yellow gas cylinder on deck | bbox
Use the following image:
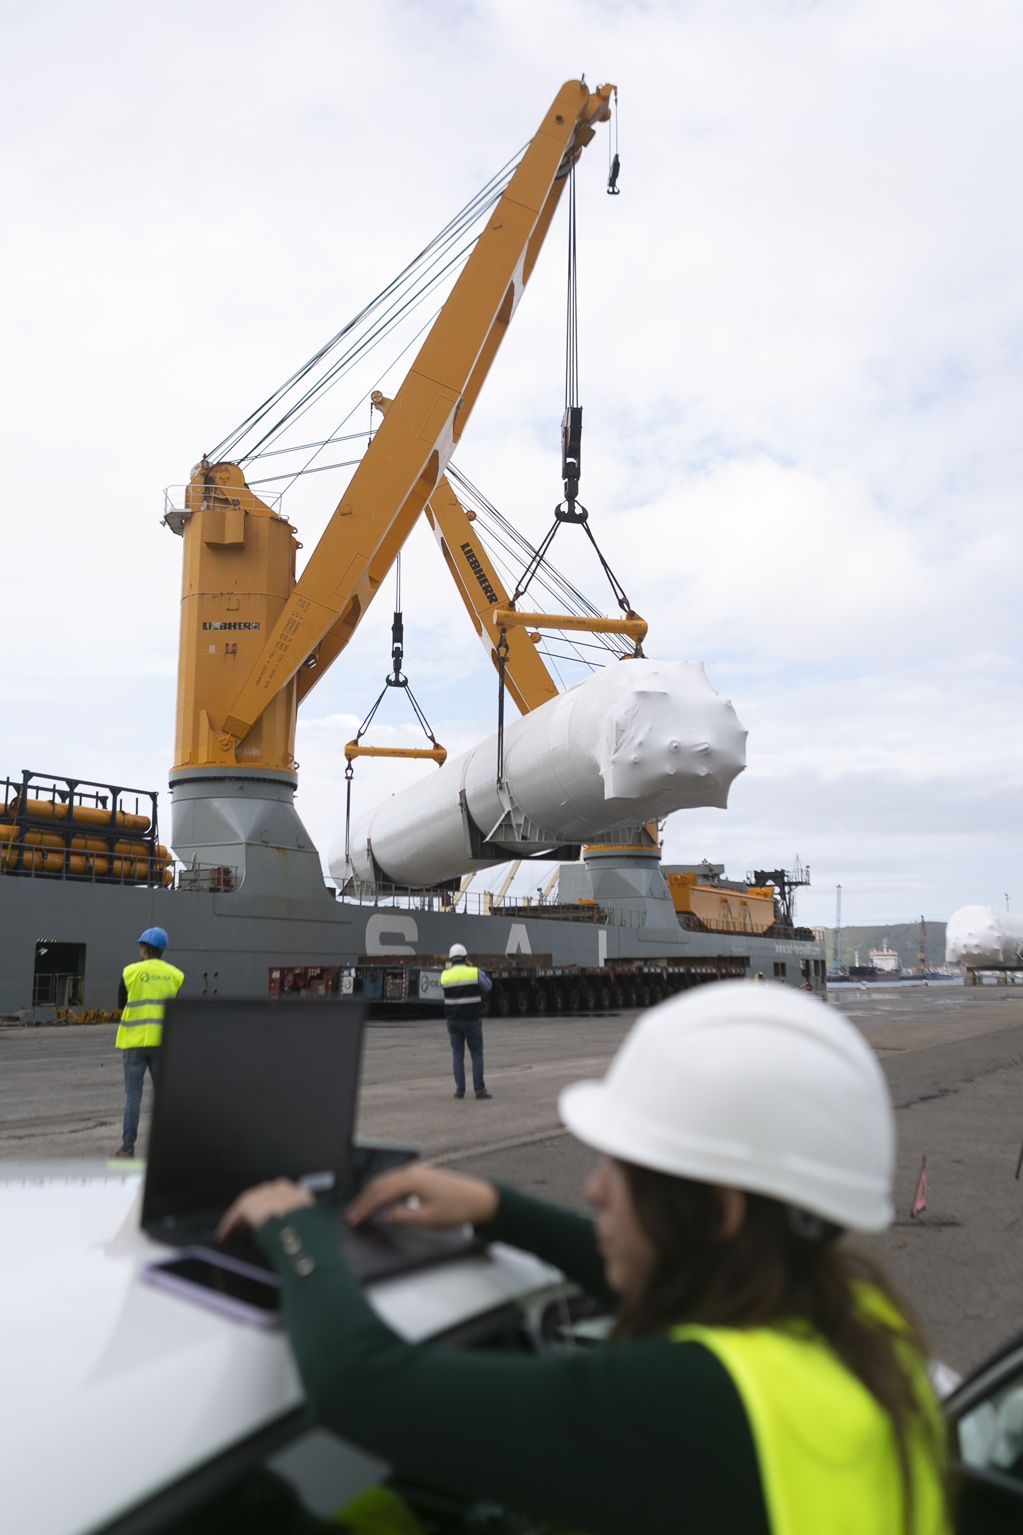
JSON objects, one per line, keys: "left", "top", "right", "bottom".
{"left": 10, "top": 798, "right": 150, "bottom": 833}
{"left": 172, "top": 462, "right": 300, "bottom": 775}
{"left": 70, "top": 835, "right": 111, "bottom": 877}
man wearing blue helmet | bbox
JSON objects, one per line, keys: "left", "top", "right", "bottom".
{"left": 113, "top": 926, "right": 184, "bottom": 1158}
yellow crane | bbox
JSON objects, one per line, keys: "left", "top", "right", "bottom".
{"left": 170, "top": 81, "right": 619, "bottom": 790}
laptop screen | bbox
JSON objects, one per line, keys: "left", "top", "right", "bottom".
{"left": 141, "top": 998, "right": 365, "bottom": 1230}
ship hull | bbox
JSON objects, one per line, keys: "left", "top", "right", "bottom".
{"left": 0, "top": 876, "right": 824, "bottom": 1018}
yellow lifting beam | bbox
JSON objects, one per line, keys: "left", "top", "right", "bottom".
{"left": 492, "top": 607, "right": 648, "bottom": 644}
{"left": 343, "top": 742, "right": 447, "bottom": 765}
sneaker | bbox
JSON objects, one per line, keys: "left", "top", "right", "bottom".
{"left": 113, "top": 1146, "right": 135, "bottom": 1158}
{"left": 475, "top": 1091, "right": 493, "bottom": 1100}
{"left": 453, "top": 1091, "right": 465, "bottom": 1100}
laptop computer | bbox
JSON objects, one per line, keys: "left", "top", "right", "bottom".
{"left": 141, "top": 997, "right": 479, "bottom": 1283}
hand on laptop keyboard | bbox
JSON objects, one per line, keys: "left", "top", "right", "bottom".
{"left": 346, "top": 1164, "right": 498, "bottom": 1230}
{"left": 216, "top": 1179, "right": 314, "bottom": 1244}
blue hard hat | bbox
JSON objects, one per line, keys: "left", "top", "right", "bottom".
{"left": 138, "top": 926, "right": 169, "bottom": 951}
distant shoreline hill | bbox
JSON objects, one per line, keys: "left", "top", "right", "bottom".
{"left": 814, "top": 923, "right": 948, "bottom": 971}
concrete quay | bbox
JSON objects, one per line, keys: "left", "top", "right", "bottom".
{"left": 1, "top": 982, "right": 1020, "bottom": 1373}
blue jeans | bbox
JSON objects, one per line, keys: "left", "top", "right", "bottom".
{"left": 121, "top": 1047, "right": 159, "bottom": 1152}
{"left": 447, "top": 1015, "right": 486, "bottom": 1095}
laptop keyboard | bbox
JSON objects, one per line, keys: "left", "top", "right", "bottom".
{"left": 153, "top": 1209, "right": 480, "bottom": 1283}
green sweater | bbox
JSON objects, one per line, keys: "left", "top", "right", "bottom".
{"left": 256, "top": 1186, "right": 769, "bottom": 1535}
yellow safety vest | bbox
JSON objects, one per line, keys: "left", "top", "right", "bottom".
{"left": 440, "top": 964, "right": 482, "bottom": 1009}
{"left": 671, "top": 1288, "right": 949, "bottom": 1535}
{"left": 116, "top": 958, "right": 185, "bottom": 1049}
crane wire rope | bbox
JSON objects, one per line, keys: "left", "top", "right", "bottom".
{"left": 493, "top": 161, "right": 636, "bottom": 784}
{"left": 447, "top": 466, "right": 632, "bottom": 661}
{"left": 238, "top": 233, "right": 482, "bottom": 469}
{"left": 216, "top": 154, "right": 520, "bottom": 461}
{"left": 343, "top": 551, "right": 443, "bottom": 869}
{"left": 207, "top": 147, "right": 526, "bottom": 466}
{"left": 606, "top": 86, "right": 621, "bottom": 195}
{"left": 245, "top": 302, "right": 445, "bottom": 492}
{"left": 454, "top": 494, "right": 605, "bottom": 679}
{"left": 450, "top": 478, "right": 631, "bottom": 687}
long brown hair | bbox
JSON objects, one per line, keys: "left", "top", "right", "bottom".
{"left": 615, "top": 1163, "right": 947, "bottom": 1530}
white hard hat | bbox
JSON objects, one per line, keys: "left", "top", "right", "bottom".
{"left": 559, "top": 981, "right": 894, "bottom": 1232}
{"left": 448, "top": 942, "right": 468, "bottom": 960}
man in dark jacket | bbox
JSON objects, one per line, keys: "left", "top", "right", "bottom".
{"left": 439, "top": 942, "right": 493, "bottom": 1100}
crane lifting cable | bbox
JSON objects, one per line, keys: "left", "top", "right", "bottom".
{"left": 492, "top": 163, "right": 645, "bottom": 784}
{"left": 449, "top": 469, "right": 635, "bottom": 660}
{"left": 607, "top": 86, "right": 621, "bottom": 194}
{"left": 343, "top": 555, "right": 446, "bottom": 867}
{"left": 206, "top": 147, "right": 527, "bottom": 468}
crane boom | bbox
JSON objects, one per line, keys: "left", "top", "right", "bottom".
{"left": 212, "top": 80, "right": 614, "bottom": 748}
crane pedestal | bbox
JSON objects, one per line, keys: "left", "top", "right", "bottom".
{"left": 557, "top": 836, "right": 679, "bottom": 932}
{"left": 169, "top": 769, "right": 330, "bottom": 902}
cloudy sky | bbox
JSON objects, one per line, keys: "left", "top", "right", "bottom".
{"left": 3, "top": 0, "right": 1020, "bottom": 929}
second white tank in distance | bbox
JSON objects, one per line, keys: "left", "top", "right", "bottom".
{"left": 946, "top": 905, "right": 1023, "bottom": 968}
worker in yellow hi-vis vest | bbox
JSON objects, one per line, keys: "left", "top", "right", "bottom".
{"left": 113, "top": 926, "right": 184, "bottom": 1158}
{"left": 439, "top": 942, "right": 493, "bottom": 1100}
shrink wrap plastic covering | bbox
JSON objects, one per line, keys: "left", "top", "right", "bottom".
{"left": 946, "top": 905, "right": 1023, "bottom": 967}
{"left": 332, "top": 659, "right": 747, "bottom": 891}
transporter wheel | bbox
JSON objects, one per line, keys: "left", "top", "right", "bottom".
{"left": 637, "top": 982, "right": 653, "bottom": 1009}
{"left": 609, "top": 984, "right": 625, "bottom": 1009}
{"left": 513, "top": 984, "right": 531, "bottom": 1016}
{"left": 624, "top": 982, "right": 640, "bottom": 1008}
{"left": 598, "top": 985, "right": 613, "bottom": 1011}
{"left": 531, "top": 985, "right": 549, "bottom": 1015}
{"left": 548, "top": 985, "right": 565, "bottom": 1014}
{"left": 581, "top": 985, "right": 597, "bottom": 1012}
{"left": 494, "top": 987, "right": 513, "bottom": 1018}
{"left": 565, "top": 984, "right": 583, "bottom": 1013}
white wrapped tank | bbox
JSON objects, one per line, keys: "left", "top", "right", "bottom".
{"left": 332, "top": 659, "right": 747, "bottom": 891}
{"left": 946, "top": 905, "right": 1023, "bottom": 968}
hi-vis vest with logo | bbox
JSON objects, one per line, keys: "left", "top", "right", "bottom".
{"left": 440, "top": 965, "right": 482, "bottom": 1012}
{"left": 671, "top": 1286, "right": 948, "bottom": 1535}
{"left": 116, "top": 959, "right": 185, "bottom": 1049}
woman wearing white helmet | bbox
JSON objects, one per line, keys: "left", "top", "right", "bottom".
{"left": 221, "top": 982, "right": 950, "bottom": 1534}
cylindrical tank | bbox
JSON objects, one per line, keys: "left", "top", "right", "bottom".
{"left": 10, "top": 798, "right": 150, "bottom": 833}
{"left": 0, "top": 825, "right": 18, "bottom": 868}
{"left": 20, "top": 850, "right": 64, "bottom": 873}
{"left": 946, "top": 906, "right": 1023, "bottom": 968}
{"left": 71, "top": 834, "right": 110, "bottom": 853}
{"left": 67, "top": 854, "right": 111, "bottom": 877}
{"left": 333, "top": 659, "right": 746, "bottom": 891}
{"left": 110, "top": 856, "right": 149, "bottom": 882}
{"left": 24, "top": 830, "right": 66, "bottom": 850}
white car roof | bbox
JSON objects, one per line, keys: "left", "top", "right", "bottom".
{"left": 1, "top": 1161, "right": 558, "bottom": 1535}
